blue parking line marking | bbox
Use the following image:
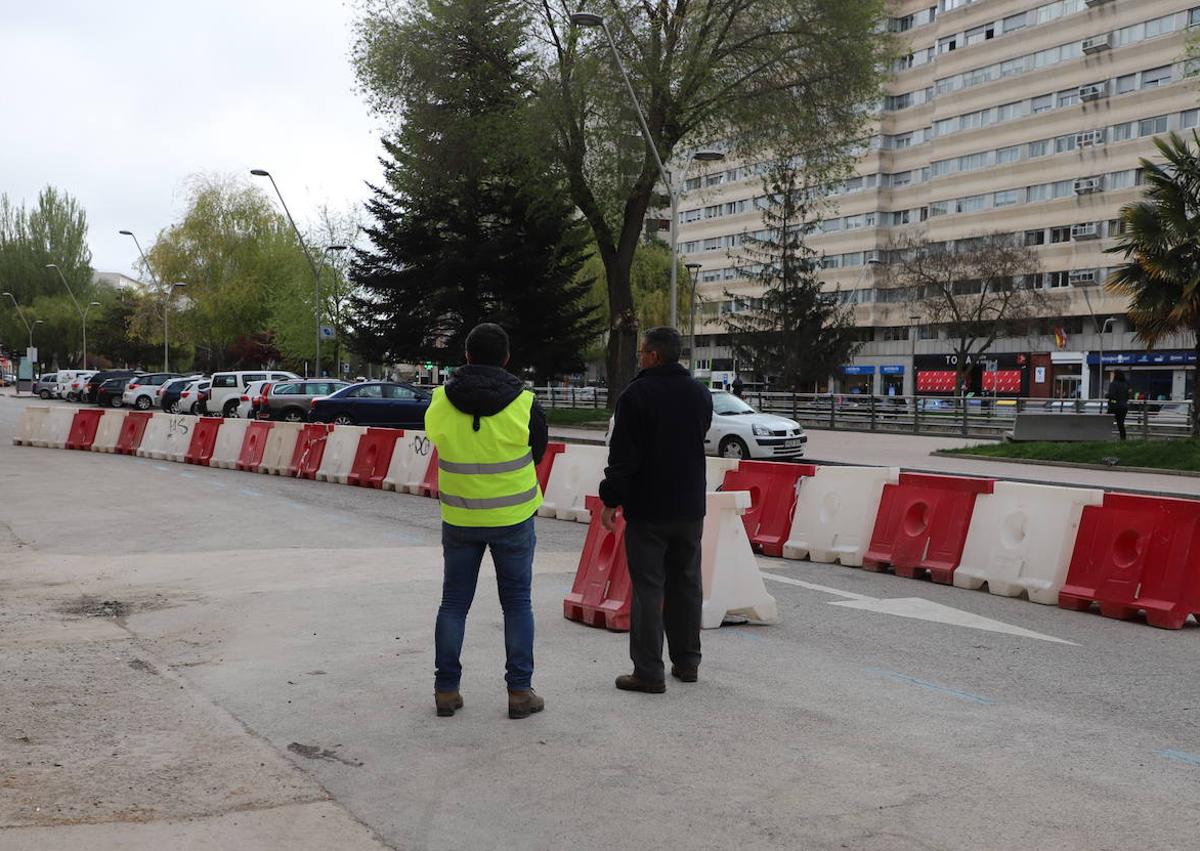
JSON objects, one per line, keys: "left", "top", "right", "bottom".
{"left": 153, "top": 465, "right": 171, "bottom": 472}
{"left": 866, "top": 668, "right": 994, "bottom": 705}
{"left": 1158, "top": 749, "right": 1200, "bottom": 767}
{"left": 240, "top": 488, "right": 263, "bottom": 497}
{"left": 179, "top": 471, "right": 197, "bottom": 478}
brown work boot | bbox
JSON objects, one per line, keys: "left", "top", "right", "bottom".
{"left": 670, "top": 665, "right": 698, "bottom": 683}
{"left": 435, "top": 690, "right": 464, "bottom": 717}
{"left": 615, "top": 674, "right": 666, "bottom": 694}
{"left": 507, "top": 688, "right": 544, "bottom": 719}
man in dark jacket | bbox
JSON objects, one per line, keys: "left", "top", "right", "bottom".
{"left": 1106, "top": 370, "right": 1130, "bottom": 441}
{"left": 424, "top": 323, "right": 549, "bottom": 719}
{"left": 599, "top": 326, "right": 714, "bottom": 693}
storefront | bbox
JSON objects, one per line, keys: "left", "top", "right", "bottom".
{"left": 913, "top": 352, "right": 1030, "bottom": 397}
{"left": 839, "top": 365, "right": 874, "bottom": 395}
{"left": 880, "top": 365, "right": 905, "bottom": 396}
{"left": 1090, "top": 351, "right": 1195, "bottom": 401}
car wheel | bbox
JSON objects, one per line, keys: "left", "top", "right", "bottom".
{"left": 135, "top": 395, "right": 152, "bottom": 410}
{"left": 282, "top": 408, "right": 305, "bottom": 423}
{"left": 39, "top": 390, "right": 50, "bottom": 400}
{"left": 718, "top": 435, "right": 750, "bottom": 460}
{"left": 332, "top": 413, "right": 355, "bottom": 426}
{"left": 223, "top": 400, "right": 240, "bottom": 418}
{"left": 109, "top": 396, "right": 122, "bottom": 408}
{"left": 168, "top": 401, "right": 180, "bottom": 414}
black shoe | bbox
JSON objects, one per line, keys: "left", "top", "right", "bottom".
{"left": 615, "top": 674, "right": 666, "bottom": 694}
{"left": 670, "top": 665, "right": 698, "bottom": 683}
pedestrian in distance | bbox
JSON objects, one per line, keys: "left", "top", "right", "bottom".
{"left": 599, "top": 326, "right": 714, "bottom": 694}
{"left": 424, "top": 323, "right": 549, "bottom": 719}
{"left": 1107, "top": 370, "right": 1130, "bottom": 441}
{"left": 731, "top": 374, "right": 744, "bottom": 398}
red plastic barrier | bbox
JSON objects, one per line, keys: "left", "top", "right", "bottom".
{"left": 289, "top": 424, "right": 331, "bottom": 479}
{"left": 236, "top": 421, "right": 274, "bottom": 472}
{"left": 66, "top": 410, "right": 105, "bottom": 450}
{"left": 1060, "top": 493, "right": 1200, "bottom": 629}
{"left": 536, "top": 442, "right": 567, "bottom": 495}
{"left": 184, "top": 417, "right": 223, "bottom": 466}
{"left": 416, "top": 447, "right": 439, "bottom": 498}
{"left": 862, "top": 472, "right": 995, "bottom": 583}
{"left": 115, "top": 411, "right": 154, "bottom": 455}
{"left": 721, "top": 461, "right": 817, "bottom": 557}
{"left": 347, "top": 428, "right": 404, "bottom": 488}
{"left": 563, "top": 495, "right": 631, "bottom": 631}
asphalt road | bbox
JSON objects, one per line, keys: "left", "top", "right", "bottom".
{"left": 2, "top": 395, "right": 1199, "bottom": 850}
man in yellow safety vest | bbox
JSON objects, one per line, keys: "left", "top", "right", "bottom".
{"left": 424, "top": 323, "right": 548, "bottom": 720}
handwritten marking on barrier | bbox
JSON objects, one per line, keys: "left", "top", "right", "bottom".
{"left": 412, "top": 435, "right": 431, "bottom": 456}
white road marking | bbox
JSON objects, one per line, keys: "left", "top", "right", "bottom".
{"left": 762, "top": 572, "right": 1076, "bottom": 645}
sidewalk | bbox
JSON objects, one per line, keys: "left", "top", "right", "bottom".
{"left": 548, "top": 425, "right": 1200, "bottom": 498}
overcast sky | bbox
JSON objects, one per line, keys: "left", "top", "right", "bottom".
{"left": 1, "top": 0, "right": 385, "bottom": 276}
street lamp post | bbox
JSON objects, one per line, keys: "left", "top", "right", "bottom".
{"left": 318, "top": 245, "right": 349, "bottom": 378}
{"left": 252, "top": 170, "right": 347, "bottom": 378}
{"left": 684, "top": 262, "right": 702, "bottom": 374}
{"left": 570, "top": 13, "right": 724, "bottom": 329}
{"left": 163, "top": 282, "right": 188, "bottom": 372}
{"left": 45, "top": 263, "right": 95, "bottom": 369}
{"left": 2, "top": 292, "right": 42, "bottom": 393}
{"left": 909, "top": 313, "right": 921, "bottom": 399}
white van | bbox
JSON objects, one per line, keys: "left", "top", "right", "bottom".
{"left": 53, "top": 370, "right": 93, "bottom": 401}
{"left": 209, "top": 370, "right": 299, "bottom": 417}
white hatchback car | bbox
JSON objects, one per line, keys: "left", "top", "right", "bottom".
{"left": 176, "top": 379, "right": 211, "bottom": 415}
{"left": 706, "top": 390, "right": 806, "bottom": 460}
{"left": 236, "top": 380, "right": 274, "bottom": 420}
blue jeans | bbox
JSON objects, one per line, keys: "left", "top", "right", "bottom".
{"left": 435, "top": 517, "right": 536, "bottom": 692}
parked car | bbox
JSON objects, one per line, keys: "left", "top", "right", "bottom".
{"left": 177, "top": 379, "right": 211, "bottom": 415}
{"left": 96, "top": 377, "right": 131, "bottom": 408}
{"left": 237, "top": 380, "right": 276, "bottom": 420}
{"left": 61, "top": 371, "right": 97, "bottom": 401}
{"left": 208, "top": 370, "right": 299, "bottom": 418}
{"left": 85, "top": 369, "right": 142, "bottom": 404}
{"left": 258, "top": 379, "right": 350, "bottom": 422}
{"left": 308, "top": 381, "right": 431, "bottom": 428}
{"left": 121, "top": 373, "right": 181, "bottom": 410}
{"left": 33, "top": 373, "right": 58, "bottom": 399}
{"left": 159, "top": 376, "right": 203, "bottom": 413}
{"left": 705, "top": 390, "right": 807, "bottom": 460}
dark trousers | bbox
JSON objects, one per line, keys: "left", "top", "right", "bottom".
{"left": 624, "top": 519, "right": 704, "bottom": 682}
{"left": 1114, "top": 409, "right": 1127, "bottom": 441}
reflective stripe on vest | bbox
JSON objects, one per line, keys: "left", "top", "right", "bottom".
{"left": 424, "top": 386, "right": 542, "bottom": 527}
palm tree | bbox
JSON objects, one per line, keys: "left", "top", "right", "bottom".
{"left": 1106, "top": 131, "right": 1200, "bottom": 437}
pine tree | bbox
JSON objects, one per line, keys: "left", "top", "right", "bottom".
{"left": 349, "top": 0, "right": 600, "bottom": 383}
{"left": 722, "top": 162, "right": 860, "bottom": 392}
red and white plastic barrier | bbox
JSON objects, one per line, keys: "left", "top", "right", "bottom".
{"left": 91, "top": 410, "right": 128, "bottom": 453}
{"left": 13, "top": 406, "right": 50, "bottom": 446}
{"left": 538, "top": 443, "right": 607, "bottom": 523}
{"left": 700, "top": 490, "right": 778, "bottom": 629}
{"left": 260, "top": 421, "right": 304, "bottom": 476}
{"left": 783, "top": 465, "right": 900, "bottom": 566}
{"left": 210, "top": 419, "right": 252, "bottom": 470}
{"left": 32, "top": 406, "right": 76, "bottom": 449}
{"left": 316, "top": 425, "right": 367, "bottom": 484}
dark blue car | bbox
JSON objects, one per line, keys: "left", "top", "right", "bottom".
{"left": 308, "top": 381, "right": 432, "bottom": 428}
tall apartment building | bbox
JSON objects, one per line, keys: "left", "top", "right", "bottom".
{"left": 679, "top": 0, "right": 1200, "bottom": 402}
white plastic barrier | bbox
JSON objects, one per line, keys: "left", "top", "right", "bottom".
{"left": 954, "top": 481, "right": 1104, "bottom": 605}
{"left": 32, "top": 406, "right": 77, "bottom": 449}
{"left": 706, "top": 457, "right": 740, "bottom": 493}
{"left": 91, "top": 410, "right": 127, "bottom": 453}
{"left": 260, "top": 421, "right": 304, "bottom": 475}
{"left": 383, "top": 431, "right": 436, "bottom": 493}
{"left": 137, "top": 414, "right": 196, "bottom": 461}
{"left": 537, "top": 443, "right": 608, "bottom": 523}
{"left": 782, "top": 465, "right": 900, "bottom": 566}
{"left": 13, "top": 406, "right": 49, "bottom": 446}
{"left": 316, "top": 425, "right": 367, "bottom": 484}
{"left": 700, "top": 490, "right": 779, "bottom": 629}
{"left": 210, "top": 418, "right": 251, "bottom": 470}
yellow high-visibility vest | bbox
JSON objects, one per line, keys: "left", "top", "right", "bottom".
{"left": 425, "top": 386, "right": 541, "bottom": 527}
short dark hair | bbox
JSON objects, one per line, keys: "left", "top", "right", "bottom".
{"left": 465, "top": 323, "right": 509, "bottom": 366}
{"left": 643, "top": 326, "right": 682, "bottom": 363}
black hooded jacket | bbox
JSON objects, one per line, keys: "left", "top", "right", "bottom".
{"left": 434, "top": 364, "right": 548, "bottom": 464}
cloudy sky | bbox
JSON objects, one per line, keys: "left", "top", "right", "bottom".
{"left": 1, "top": 0, "right": 385, "bottom": 275}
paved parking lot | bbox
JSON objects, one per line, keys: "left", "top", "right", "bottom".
{"left": 2, "top": 395, "right": 1199, "bottom": 850}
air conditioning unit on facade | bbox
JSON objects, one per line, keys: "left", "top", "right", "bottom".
{"left": 1084, "top": 0, "right": 1112, "bottom": 7}
{"left": 1069, "top": 269, "right": 1098, "bottom": 284}
{"left": 865, "top": 250, "right": 883, "bottom": 265}
{"left": 1079, "top": 83, "right": 1107, "bottom": 101}
{"left": 1072, "top": 223, "right": 1101, "bottom": 240}
{"left": 1082, "top": 34, "right": 1112, "bottom": 54}
{"left": 1074, "top": 177, "right": 1102, "bottom": 194}
{"left": 1076, "top": 129, "right": 1106, "bottom": 147}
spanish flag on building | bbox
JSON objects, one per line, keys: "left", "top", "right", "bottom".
{"left": 1053, "top": 326, "right": 1067, "bottom": 349}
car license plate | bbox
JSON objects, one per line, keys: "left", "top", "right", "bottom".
{"left": 784, "top": 439, "right": 802, "bottom": 449}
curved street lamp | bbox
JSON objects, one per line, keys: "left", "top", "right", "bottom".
{"left": 684, "top": 262, "right": 702, "bottom": 374}
{"left": 45, "top": 263, "right": 96, "bottom": 369}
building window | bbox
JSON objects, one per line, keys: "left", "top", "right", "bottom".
{"left": 878, "top": 326, "right": 908, "bottom": 342}
{"left": 965, "top": 23, "right": 995, "bottom": 46}
{"left": 938, "top": 35, "right": 958, "bottom": 53}
{"left": 994, "top": 190, "right": 1020, "bottom": 208}
{"left": 1003, "top": 12, "right": 1027, "bottom": 33}
{"left": 997, "top": 145, "right": 1021, "bottom": 165}
{"left": 1142, "top": 66, "right": 1173, "bottom": 89}
{"left": 1116, "top": 74, "right": 1137, "bottom": 95}
{"left": 1050, "top": 226, "right": 1072, "bottom": 244}
{"left": 1140, "top": 115, "right": 1169, "bottom": 136}
{"left": 1028, "top": 139, "right": 1050, "bottom": 158}
{"left": 1047, "top": 271, "right": 1070, "bottom": 288}
{"left": 1032, "top": 94, "right": 1053, "bottom": 114}
{"left": 1057, "top": 89, "right": 1079, "bottom": 108}
{"left": 1183, "top": 109, "right": 1200, "bottom": 129}
{"left": 1111, "top": 122, "right": 1134, "bottom": 142}
{"left": 1054, "top": 134, "right": 1076, "bottom": 153}
{"left": 1024, "top": 229, "right": 1046, "bottom": 246}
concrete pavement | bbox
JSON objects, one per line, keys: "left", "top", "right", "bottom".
{"left": 3, "top": 395, "right": 1200, "bottom": 850}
